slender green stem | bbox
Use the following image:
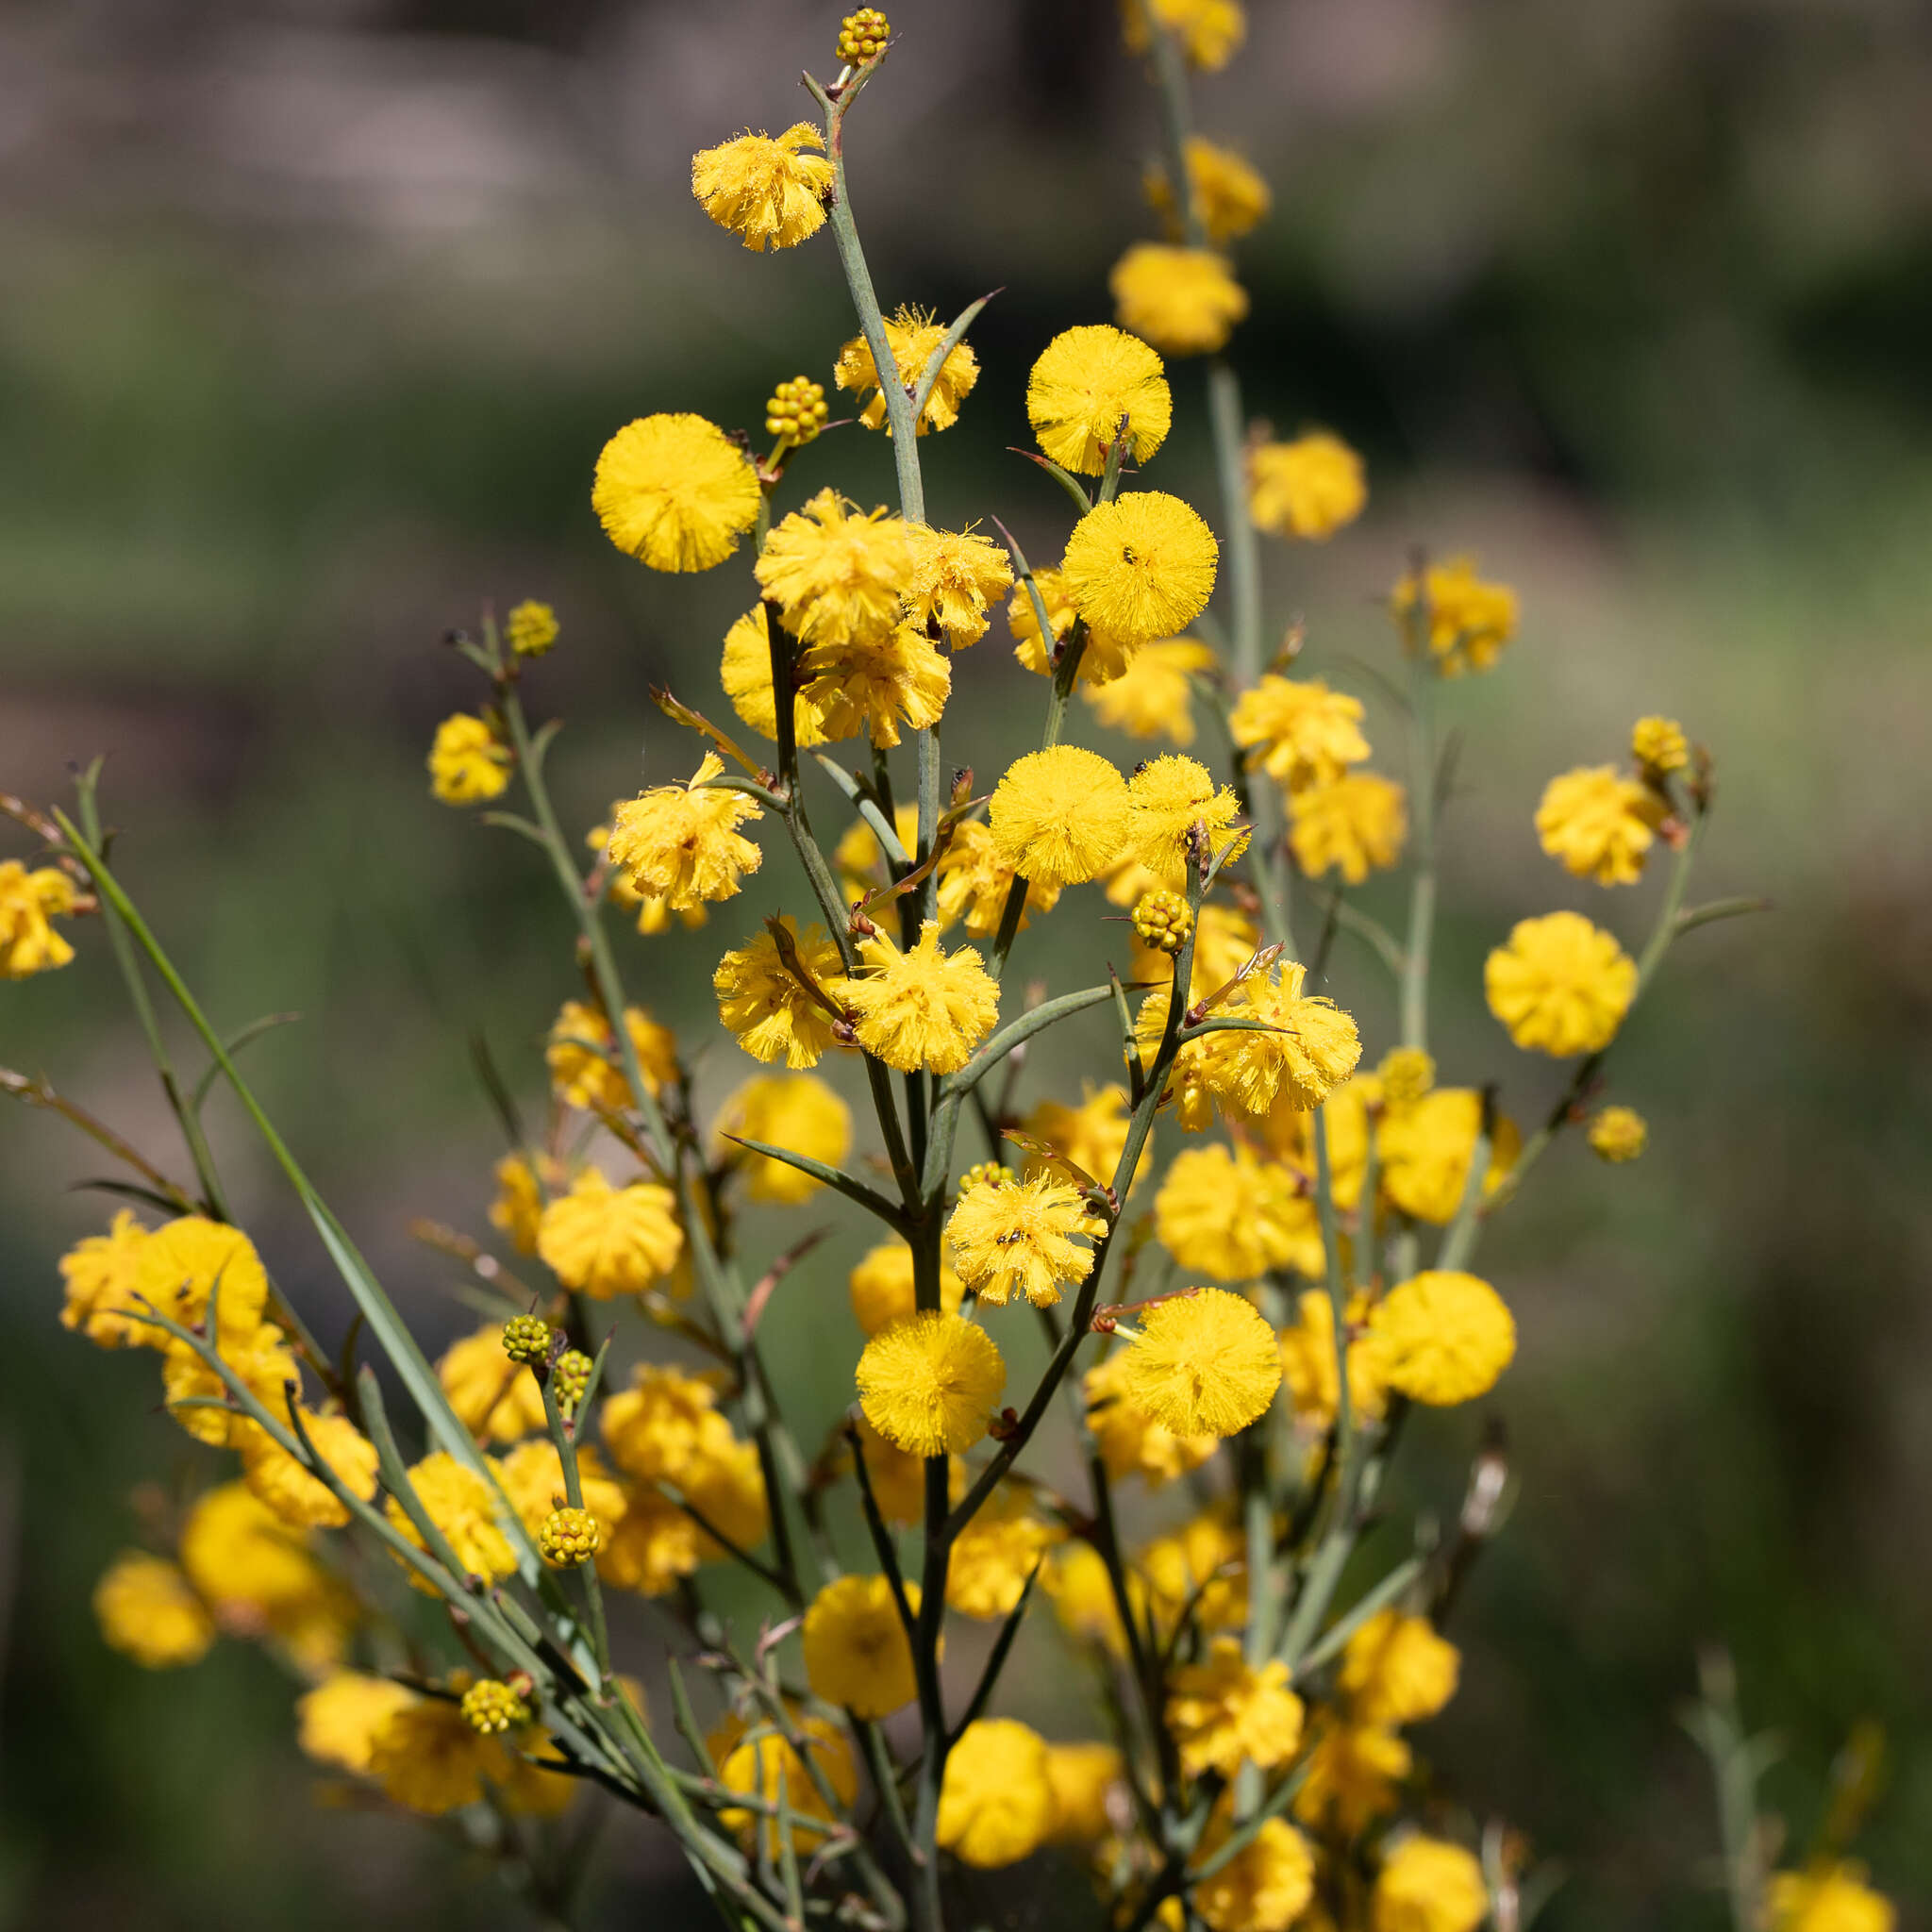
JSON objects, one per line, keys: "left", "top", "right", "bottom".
{"left": 1399, "top": 644, "right": 1438, "bottom": 1054}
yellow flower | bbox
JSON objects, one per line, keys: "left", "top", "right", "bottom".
{"left": 946, "top": 1488, "right": 1063, "bottom": 1617}
{"left": 1205, "top": 961, "right": 1363, "bottom": 1119}
{"left": 242, "top": 1409, "right": 380, "bottom": 1529}
{"left": 437, "top": 1322, "right": 547, "bottom": 1441}
{"left": 1026, "top": 324, "right": 1173, "bottom": 475}
{"left": 599, "top": 1364, "right": 734, "bottom": 1484}
{"left": 1372, "top": 1836, "right": 1489, "bottom": 1932}
{"left": 1123, "top": 0, "right": 1247, "bottom": 71}
{"left": 1063, "top": 492, "right": 1220, "bottom": 645}
{"left": 1138, "top": 1510, "right": 1248, "bottom": 1637}
{"left": 179, "top": 1481, "right": 341, "bottom": 1654}
{"left": 1046, "top": 1541, "right": 1135, "bottom": 1657}
{"left": 712, "top": 918, "right": 847, "bottom": 1071}
{"left": 708, "top": 1707, "right": 858, "bottom": 1856}
{"left": 1228, "top": 675, "right": 1370, "bottom": 792}
{"left": 1376, "top": 1087, "right": 1520, "bottom": 1224}
{"left": 131, "top": 1215, "right": 269, "bottom": 1353}
{"left": 935, "top": 819, "right": 1062, "bottom": 939}
{"left": 937, "top": 1719, "right": 1056, "bottom": 1868}
{"left": 1110, "top": 243, "right": 1248, "bottom": 356}
{"left": 488, "top": 1152, "right": 546, "bottom": 1255}
{"left": 0, "top": 860, "right": 80, "bottom": 977}
{"left": 1021, "top": 1083, "right": 1134, "bottom": 1191}
{"left": 691, "top": 123, "right": 833, "bottom": 251}
{"left": 1485, "top": 910, "right": 1637, "bottom": 1056}
{"left": 607, "top": 753, "right": 762, "bottom": 911}
{"left": 496, "top": 1439, "right": 628, "bottom": 1542}
{"left": 1118, "top": 1287, "right": 1282, "bottom": 1438}
{"left": 843, "top": 920, "right": 999, "bottom": 1075}
{"left": 802, "top": 1574, "right": 922, "bottom": 1718}
{"left": 1044, "top": 1741, "right": 1127, "bottom": 1843}
{"left": 848, "top": 1240, "right": 965, "bottom": 1336}
{"left": 504, "top": 599, "right": 558, "bottom": 658}
{"left": 1167, "top": 1636, "right": 1305, "bottom": 1777}
{"left": 1767, "top": 1863, "right": 1895, "bottom": 1932}
{"left": 387, "top": 1452, "right": 517, "bottom": 1585}
{"left": 1008, "top": 568, "right": 1135, "bottom": 685}
{"left": 714, "top": 1074, "right": 853, "bottom": 1204}
{"left": 1536, "top": 766, "right": 1661, "bottom": 885}
{"left": 1085, "top": 1346, "right": 1219, "bottom": 1487}
{"left": 835, "top": 804, "right": 922, "bottom": 897}
{"left": 1278, "top": 1289, "right": 1388, "bottom": 1430}
{"left": 1341, "top": 1608, "right": 1460, "bottom": 1725}
{"left": 719, "top": 605, "right": 833, "bottom": 747}
{"left": 757, "top": 489, "right": 916, "bottom": 650}
{"left": 1155, "top": 1142, "right": 1322, "bottom": 1282}
{"left": 1124, "top": 753, "right": 1244, "bottom": 888}
{"left": 1588, "top": 1104, "right": 1648, "bottom": 1162}
{"left": 160, "top": 1320, "right": 297, "bottom": 1448}
{"left": 58, "top": 1210, "right": 153, "bottom": 1348}
{"left": 1146, "top": 135, "right": 1271, "bottom": 245}
{"left": 1378, "top": 1049, "right": 1434, "bottom": 1105}
{"left": 592, "top": 413, "right": 760, "bottom": 572}
{"left": 1392, "top": 555, "right": 1520, "bottom": 676}
{"left": 988, "top": 745, "right": 1132, "bottom": 888}
{"left": 1293, "top": 1718, "right": 1411, "bottom": 1836}
{"left": 1191, "top": 1816, "right": 1315, "bottom": 1932}
{"left": 537, "top": 1169, "right": 685, "bottom": 1298}
{"left": 369, "top": 1695, "right": 510, "bottom": 1815}
{"left": 1290, "top": 772, "right": 1407, "bottom": 883}
{"left": 92, "top": 1551, "right": 215, "bottom": 1668}
{"left": 1248, "top": 431, "right": 1366, "bottom": 541}
{"left": 596, "top": 1487, "right": 700, "bottom": 1595}
{"left": 427, "top": 712, "right": 512, "bottom": 804}
{"left": 905, "top": 525, "right": 1015, "bottom": 650}
{"left": 1365, "top": 1271, "right": 1515, "bottom": 1406}
{"left": 804, "top": 619, "right": 953, "bottom": 747}
{"left": 857, "top": 1309, "right": 1006, "bottom": 1457}
{"left": 948, "top": 1171, "right": 1100, "bottom": 1308}
{"left": 1082, "top": 635, "right": 1218, "bottom": 745}
{"left": 545, "top": 998, "right": 678, "bottom": 1110}
{"left": 835, "top": 304, "right": 979, "bottom": 435}
{"left": 297, "top": 1671, "right": 416, "bottom": 1773}
{"left": 1632, "top": 715, "right": 1690, "bottom": 774}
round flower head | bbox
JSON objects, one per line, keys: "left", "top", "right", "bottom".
{"left": 496, "top": 1440, "right": 627, "bottom": 1543}
{"left": 904, "top": 525, "right": 1015, "bottom": 650}
{"left": 804, "top": 619, "right": 953, "bottom": 748}
{"left": 1372, "top": 1835, "right": 1490, "bottom": 1932}
{"left": 988, "top": 745, "right": 1132, "bottom": 887}
{"left": 1632, "top": 714, "right": 1690, "bottom": 774}
{"left": 720, "top": 606, "right": 832, "bottom": 747}
{"left": 178, "top": 1482, "right": 331, "bottom": 1629}
{"left": 802, "top": 1574, "right": 922, "bottom": 1719}
{"left": 161, "top": 1320, "right": 295, "bottom": 1449}
{"left": 713, "top": 1073, "right": 852, "bottom": 1204}
{"left": 1083, "top": 635, "right": 1217, "bottom": 745}
{"left": 1146, "top": 135, "right": 1271, "bottom": 245}
{"left": 1166, "top": 1635, "right": 1305, "bottom": 1777}
{"left": 1154, "top": 1141, "right": 1323, "bottom": 1282}
{"left": 1391, "top": 555, "right": 1520, "bottom": 676}
{"left": 607, "top": 753, "right": 762, "bottom": 911}
{"left": 1536, "top": 766, "right": 1661, "bottom": 886}
{"left": 536, "top": 1169, "right": 685, "bottom": 1298}
{"left": 1375, "top": 1086, "right": 1518, "bottom": 1224}
{"left": 714, "top": 918, "right": 848, "bottom": 1069}
{"left": 1485, "top": 910, "right": 1637, "bottom": 1056}
{"left": 0, "top": 860, "right": 79, "bottom": 978}
{"left": 1124, "top": 753, "right": 1245, "bottom": 887}
{"left": 1228, "top": 674, "right": 1371, "bottom": 791}
{"left": 708, "top": 1706, "right": 858, "bottom": 1857}
{"left": 592, "top": 413, "right": 760, "bottom": 573}
{"left": 132, "top": 1215, "right": 269, "bottom": 1354}
{"left": 1191, "top": 1815, "right": 1316, "bottom": 1932}
{"left": 1138, "top": 1510, "right": 1249, "bottom": 1636}
{"left": 368, "top": 1695, "right": 508, "bottom": 1815}
{"left": 848, "top": 1240, "right": 965, "bottom": 1336}
{"left": 242, "top": 1409, "right": 380, "bottom": 1529}
{"left": 1204, "top": 959, "right": 1363, "bottom": 1119}
{"left": 428, "top": 713, "right": 512, "bottom": 805}
{"left": 1123, "top": 0, "right": 1247, "bottom": 72}
{"left": 1589, "top": 1104, "right": 1648, "bottom": 1162}
{"left": 1084, "top": 1347, "right": 1218, "bottom": 1487}
{"left": 1279, "top": 1287, "right": 1389, "bottom": 1430}
{"left": 947, "top": 1170, "right": 1102, "bottom": 1307}
{"left": 1366, "top": 1271, "right": 1515, "bottom": 1406}
{"left": 1341, "top": 1607, "right": 1460, "bottom": 1726}
{"left": 1043, "top": 1741, "right": 1127, "bottom": 1844}
{"left": 1290, "top": 771, "right": 1407, "bottom": 883}
{"left": 857, "top": 1309, "right": 1006, "bottom": 1457}
{"left": 1294, "top": 1717, "right": 1411, "bottom": 1837}
{"left": 599, "top": 1363, "right": 732, "bottom": 1484}
{"left": 1008, "top": 568, "right": 1136, "bottom": 684}
{"left": 92, "top": 1551, "right": 215, "bottom": 1669}
{"left": 835, "top": 304, "right": 979, "bottom": 435}
{"left": 842, "top": 920, "right": 999, "bottom": 1075}
{"left": 386, "top": 1451, "right": 517, "bottom": 1586}
{"left": 297, "top": 1671, "right": 416, "bottom": 1774}
{"left": 690, "top": 123, "right": 833, "bottom": 251}
{"left": 1767, "top": 1863, "right": 1895, "bottom": 1932}
{"left": 1248, "top": 432, "right": 1367, "bottom": 541}
{"left": 1026, "top": 325, "right": 1173, "bottom": 476}
{"left": 935, "top": 818, "right": 1062, "bottom": 939}
{"left": 945, "top": 1493, "right": 1061, "bottom": 1619}
{"left": 546, "top": 999, "right": 678, "bottom": 1110}
{"left": 504, "top": 599, "right": 558, "bottom": 658}
{"left": 936, "top": 1718, "right": 1056, "bottom": 1868}
{"left": 1117, "top": 1287, "right": 1282, "bottom": 1438}
{"left": 756, "top": 489, "right": 916, "bottom": 650}
{"left": 1110, "top": 243, "right": 1248, "bottom": 357}
{"left": 58, "top": 1210, "right": 153, "bottom": 1349}
{"left": 1062, "top": 492, "right": 1219, "bottom": 645}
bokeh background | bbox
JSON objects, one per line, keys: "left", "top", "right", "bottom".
{"left": 3, "top": 0, "right": 1929, "bottom": 1926}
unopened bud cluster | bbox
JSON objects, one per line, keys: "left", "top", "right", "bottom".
{"left": 837, "top": 9, "right": 890, "bottom": 65}
{"left": 460, "top": 1678, "right": 530, "bottom": 1734}
{"left": 1132, "top": 890, "right": 1192, "bottom": 956}
{"left": 502, "top": 1314, "right": 554, "bottom": 1367}
{"left": 539, "top": 1505, "right": 603, "bottom": 1567}
{"left": 504, "top": 599, "right": 558, "bottom": 659}
{"left": 960, "top": 1161, "right": 1014, "bottom": 1191}
{"left": 553, "top": 1348, "right": 593, "bottom": 1417}
{"left": 766, "top": 377, "right": 829, "bottom": 446}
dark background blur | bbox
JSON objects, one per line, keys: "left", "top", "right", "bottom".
{"left": 3, "top": 1, "right": 1929, "bottom": 1926}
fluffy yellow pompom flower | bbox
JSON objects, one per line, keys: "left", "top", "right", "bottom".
{"left": 178, "top": 1482, "right": 341, "bottom": 1658}
{"left": 1167, "top": 1635, "right": 1305, "bottom": 1778}
{"left": 537, "top": 1169, "right": 685, "bottom": 1298}
{"left": 1589, "top": 1104, "right": 1648, "bottom": 1162}
{"left": 1064, "top": 492, "right": 1220, "bottom": 647}
{"left": 1536, "top": 766, "right": 1661, "bottom": 885}
{"left": 805, "top": 618, "right": 953, "bottom": 747}
{"left": 92, "top": 1551, "right": 215, "bottom": 1668}
{"left": 1372, "top": 1835, "right": 1490, "bottom": 1932}
{"left": 592, "top": 413, "right": 761, "bottom": 573}
{"left": 1008, "top": 567, "right": 1136, "bottom": 684}
{"left": 387, "top": 1452, "right": 517, "bottom": 1585}
{"left": 437, "top": 1322, "right": 547, "bottom": 1441}
{"left": 935, "top": 819, "right": 1062, "bottom": 939}
{"left": 1085, "top": 1346, "right": 1218, "bottom": 1486}
{"left": 1633, "top": 714, "right": 1690, "bottom": 774}
{"left": 133, "top": 1215, "right": 269, "bottom": 1352}
{"left": 1124, "top": 753, "right": 1245, "bottom": 888}
{"left": 1229, "top": 675, "right": 1371, "bottom": 792}
{"left": 1485, "top": 910, "right": 1637, "bottom": 1057}
{"left": 1043, "top": 1741, "right": 1127, "bottom": 1843}
{"left": 842, "top": 920, "right": 998, "bottom": 1074}
{"left": 1117, "top": 1287, "right": 1282, "bottom": 1437}
{"left": 297, "top": 1671, "right": 416, "bottom": 1774}
{"left": 1366, "top": 1271, "right": 1516, "bottom": 1406}
{"left": 427, "top": 713, "right": 511, "bottom": 805}
{"left": 712, "top": 917, "right": 847, "bottom": 1070}
{"left": 757, "top": 489, "right": 916, "bottom": 650}
{"left": 848, "top": 1241, "right": 965, "bottom": 1336}
{"left": 1205, "top": 960, "right": 1362, "bottom": 1119}
{"left": 1191, "top": 1816, "right": 1316, "bottom": 1932}
{"left": 368, "top": 1696, "right": 510, "bottom": 1816}
{"left": 1124, "top": 0, "right": 1247, "bottom": 71}
{"left": 1110, "top": 243, "right": 1249, "bottom": 356}
{"left": 1155, "top": 1142, "right": 1323, "bottom": 1282}
{"left": 607, "top": 753, "right": 762, "bottom": 911}
{"left": 599, "top": 1364, "right": 733, "bottom": 1482}
{"left": 58, "top": 1210, "right": 152, "bottom": 1349}
{"left": 1392, "top": 555, "right": 1520, "bottom": 676}
{"left": 708, "top": 1706, "right": 858, "bottom": 1856}
{"left": 1376, "top": 1087, "right": 1519, "bottom": 1224}
{"left": 690, "top": 123, "right": 833, "bottom": 251}
{"left": 1026, "top": 324, "right": 1173, "bottom": 475}
{"left": 858, "top": 1309, "right": 1006, "bottom": 1456}
{"left": 945, "top": 1489, "right": 1063, "bottom": 1616}
{"left": 1078, "top": 635, "right": 1215, "bottom": 745}
{"left": 1248, "top": 431, "right": 1367, "bottom": 541}
{"left": 988, "top": 745, "right": 1132, "bottom": 888}
{"left": 905, "top": 525, "right": 1015, "bottom": 650}
{"left": 1290, "top": 772, "right": 1407, "bottom": 884}
{"left": 937, "top": 1718, "right": 1057, "bottom": 1868}
{"left": 1294, "top": 1717, "right": 1411, "bottom": 1836}
{"left": 835, "top": 304, "right": 979, "bottom": 434}
{"left": 802, "top": 1574, "right": 922, "bottom": 1719}
{"left": 548, "top": 999, "right": 678, "bottom": 1113}
{"left": 0, "top": 860, "right": 80, "bottom": 978}
{"left": 1767, "top": 1863, "right": 1895, "bottom": 1932}
{"left": 948, "top": 1171, "right": 1102, "bottom": 1308}
{"left": 719, "top": 605, "right": 833, "bottom": 747}
{"left": 1146, "top": 135, "right": 1271, "bottom": 245}
{"left": 1279, "top": 1288, "right": 1388, "bottom": 1429}
{"left": 1341, "top": 1608, "right": 1461, "bottom": 1725}
{"left": 161, "top": 1320, "right": 295, "bottom": 1448}
{"left": 714, "top": 1074, "right": 853, "bottom": 1204}
{"left": 242, "top": 1410, "right": 380, "bottom": 1529}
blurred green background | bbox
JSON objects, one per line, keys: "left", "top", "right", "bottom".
{"left": 3, "top": 0, "right": 1928, "bottom": 1925}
